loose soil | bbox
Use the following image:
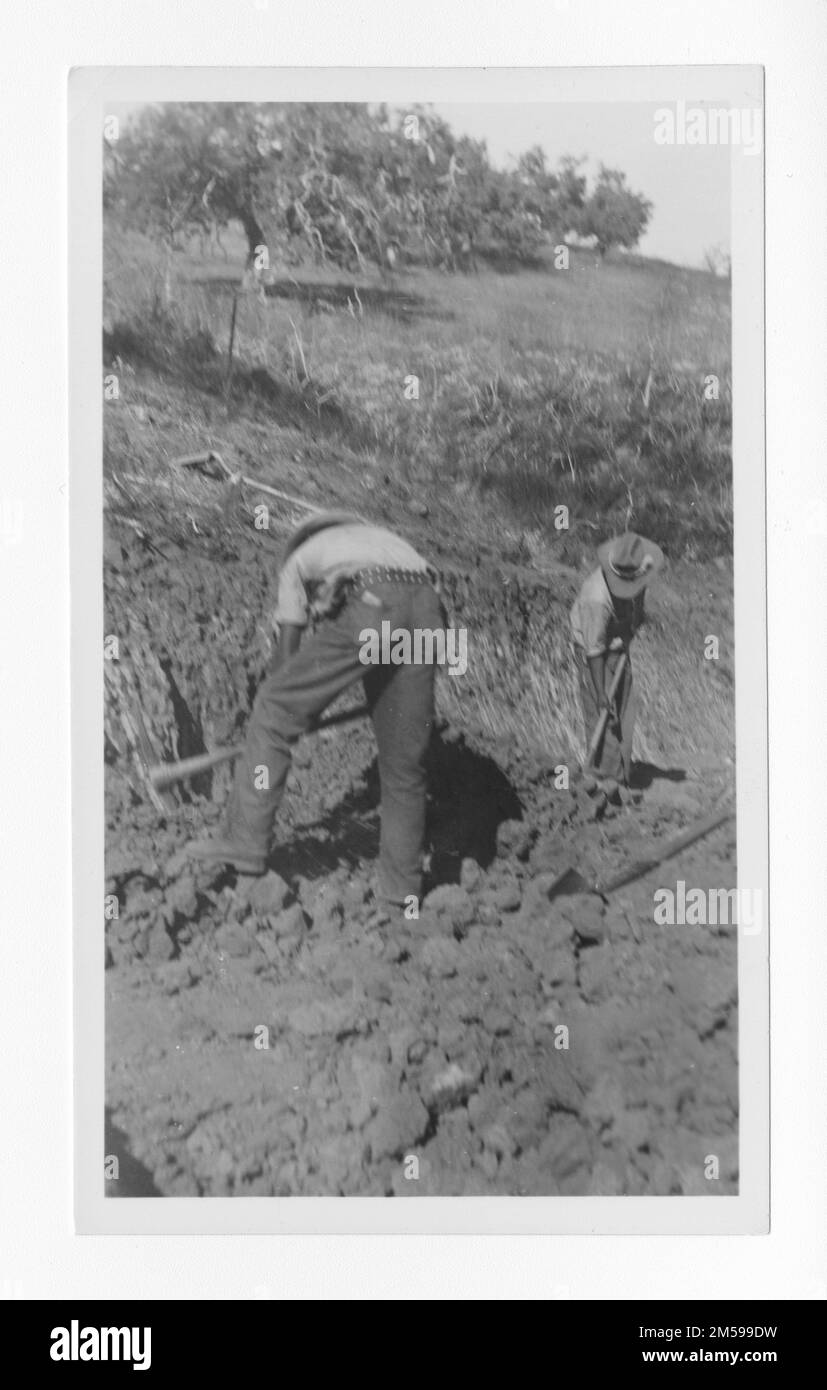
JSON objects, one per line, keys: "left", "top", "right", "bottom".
{"left": 104, "top": 525, "right": 737, "bottom": 1198}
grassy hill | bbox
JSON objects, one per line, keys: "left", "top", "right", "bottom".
{"left": 105, "top": 224, "right": 731, "bottom": 556}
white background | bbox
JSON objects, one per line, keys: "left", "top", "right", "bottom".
{"left": 1, "top": 0, "right": 825, "bottom": 1299}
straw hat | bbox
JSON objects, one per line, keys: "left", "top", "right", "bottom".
{"left": 597, "top": 532, "right": 665, "bottom": 598}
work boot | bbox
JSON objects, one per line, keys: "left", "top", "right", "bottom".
{"left": 185, "top": 835, "right": 266, "bottom": 876}
{"left": 598, "top": 777, "right": 623, "bottom": 805}
{"left": 369, "top": 872, "right": 420, "bottom": 916}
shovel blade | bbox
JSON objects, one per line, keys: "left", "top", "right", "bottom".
{"left": 546, "top": 866, "right": 591, "bottom": 901}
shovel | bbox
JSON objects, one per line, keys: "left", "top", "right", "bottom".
{"left": 584, "top": 649, "right": 628, "bottom": 772}
{"left": 546, "top": 802, "right": 735, "bottom": 902}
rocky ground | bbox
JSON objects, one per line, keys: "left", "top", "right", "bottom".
{"left": 105, "top": 600, "right": 738, "bottom": 1196}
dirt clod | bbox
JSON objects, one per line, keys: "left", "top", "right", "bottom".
{"left": 493, "top": 880, "right": 522, "bottom": 912}
{"left": 422, "top": 884, "right": 475, "bottom": 932}
{"left": 425, "top": 1062, "right": 481, "bottom": 1114}
{"left": 242, "top": 870, "right": 292, "bottom": 916}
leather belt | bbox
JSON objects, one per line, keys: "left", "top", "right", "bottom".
{"left": 350, "top": 567, "right": 433, "bottom": 587}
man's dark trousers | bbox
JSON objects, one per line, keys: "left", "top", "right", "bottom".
{"left": 222, "top": 578, "right": 444, "bottom": 904}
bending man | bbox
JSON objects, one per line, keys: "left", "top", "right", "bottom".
{"left": 187, "top": 512, "right": 445, "bottom": 908}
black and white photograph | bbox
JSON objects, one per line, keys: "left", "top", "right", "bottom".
{"left": 70, "top": 65, "right": 767, "bottom": 1228}
{"left": 4, "top": 0, "right": 827, "bottom": 1319}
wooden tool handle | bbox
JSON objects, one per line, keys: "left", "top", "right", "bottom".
{"left": 585, "top": 650, "right": 628, "bottom": 769}
{"left": 150, "top": 743, "right": 240, "bottom": 790}
{"left": 148, "top": 704, "right": 369, "bottom": 790}
{"left": 169, "top": 450, "right": 220, "bottom": 469}
{"left": 599, "top": 804, "right": 735, "bottom": 895}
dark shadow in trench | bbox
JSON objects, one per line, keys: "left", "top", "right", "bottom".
{"left": 270, "top": 729, "right": 524, "bottom": 888}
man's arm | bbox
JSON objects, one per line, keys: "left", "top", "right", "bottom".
{"left": 575, "top": 578, "right": 614, "bottom": 713}
{"left": 587, "top": 652, "right": 611, "bottom": 712}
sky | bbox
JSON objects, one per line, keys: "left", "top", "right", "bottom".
{"left": 115, "top": 100, "right": 731, "bottom": 269}
{"left": 433, "top": 102, "right": 731, "bottom": 268}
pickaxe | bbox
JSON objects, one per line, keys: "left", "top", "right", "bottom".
{"left": 148, "top": 703, "right": 369, "bottom": 792}
{"left": 169, "top": 450, "right": 323, "bottom": 513}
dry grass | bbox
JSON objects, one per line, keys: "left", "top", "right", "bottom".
{"left": 104, "top": 224, "right": 732, "bottom": 558}
{"left": 433, "top": 561, "right": 734, "bottom": 771}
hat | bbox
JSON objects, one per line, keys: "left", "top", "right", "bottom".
{"left": 283, "top": 510, "right": 364, "bottom": 562}
{"left": 597, "top": 532, "right": 664, "bottom": 598}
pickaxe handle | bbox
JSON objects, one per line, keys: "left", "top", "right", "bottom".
{"left": 235, "top": 473, "right": 322, "bottom": 511}
{"left": 149, "top": 704, "right": 369, "bottom": 791}
{"left": 150, "top": 743, "right": 240, "bottom": 791}
{"left": 598, "top": 804, "right": 735, "bottom": 895}
{"left": 170, "top": 450, "right": 322, "bottom": 513}
{"left": 585, "top": 650, "right": 628, "bottom": 769}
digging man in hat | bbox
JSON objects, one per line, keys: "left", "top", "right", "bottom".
{"left": 570, "top": 531, "right": 664, "bottom": 787}
{"left": 186, "top": 512, "right": 445, "bottom": 908}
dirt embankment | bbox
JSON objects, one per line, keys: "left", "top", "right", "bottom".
{"left": 104, "top": 527, "right": 737, "bottom": 1198}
